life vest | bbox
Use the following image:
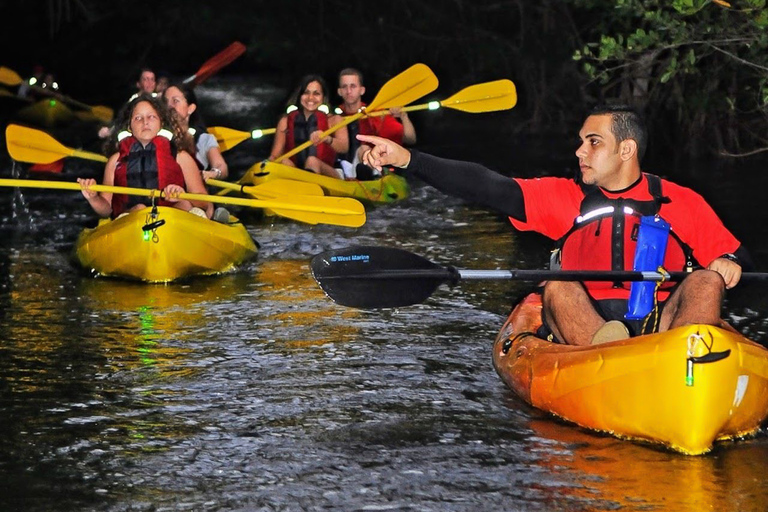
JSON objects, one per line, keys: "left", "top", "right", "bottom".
{"left": 552, "top": 173, "right": 696, "bottom": 297}
{"left": 337, "top": 102, "right": 404, "bottom": 161}
{"left": 285, "top": 110, "right": 335, "bottom": 168}
{"left": 111, "top": 131, "right": 185, "bottom": 218}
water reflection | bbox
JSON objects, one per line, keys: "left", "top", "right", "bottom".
{"left": 527, "top": 418, "right": 768, "bottom": 511}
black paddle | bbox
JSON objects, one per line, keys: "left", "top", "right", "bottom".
{"left": 310, "top": 246, "right": 768, "bottom": 309}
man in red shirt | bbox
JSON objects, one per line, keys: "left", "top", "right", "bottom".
{"left": 357, "top": 105, "right": 746, "bottom": 346}
{"left": 336, "top": 68, "right": 416, "bottom": 176}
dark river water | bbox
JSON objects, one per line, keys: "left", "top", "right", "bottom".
{"left": 2, "top": 76, "right": 768, "bottom": 511}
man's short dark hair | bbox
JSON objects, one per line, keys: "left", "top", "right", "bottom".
{"left": 590, "top": 104, "right": 647, "bottom": 161}
{"left": 338, "top": 68, "right": 364, "bottom": 86}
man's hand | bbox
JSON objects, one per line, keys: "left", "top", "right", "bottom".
{"left": 707, "top": 257, "right": 742, "bottom": 289}
{"left": 357, "top": 134, "right": 411, "bottom": 171}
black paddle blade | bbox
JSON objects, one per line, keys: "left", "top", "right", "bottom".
{"left": 310, "top": 246, "right": 456, "bottom": 308}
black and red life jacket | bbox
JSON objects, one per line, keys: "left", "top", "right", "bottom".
{"left": 285, "top": 110, "right": 335, "bottom": 168}
{"left": 111, "top": 130, "right": 185, "bottom": 217}
{"left": 552, "top": 173, "right": 696, "bottom": 296}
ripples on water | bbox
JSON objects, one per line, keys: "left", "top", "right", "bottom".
{"left": 1, "top": 76, "right": 768, "bottom": 511}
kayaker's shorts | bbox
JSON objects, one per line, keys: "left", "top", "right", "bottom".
{"left": 538, "top": 289, "right": 673, "bottom": 343}
{"left": 592, "top": 298, "right": 668, "bottom": 337}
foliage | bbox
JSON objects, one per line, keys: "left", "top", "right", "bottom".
{"left": 569, "top": 0, "right": 768, "bottom": 157}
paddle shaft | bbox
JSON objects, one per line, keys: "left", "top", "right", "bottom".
{"left": 276, "top": 112, "right": 361, "bottom": 163}
{"left": 0, "top": 179, "right": 358, "bottom": 214}
{"left": 310, "top": 246, "right": 768, "bottom": 309}
{"left": 327, "top": 267, "right": 768, "bottom": 282}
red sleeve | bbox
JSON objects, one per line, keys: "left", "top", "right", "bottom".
{"left": 509, "top": 177, "right": 584, "bottom": 240}
{"left": 376, "top": 115, "right": 404, "bottom": 144}
{"left": 660, "top": 181, "right": 741, "bottom": 267}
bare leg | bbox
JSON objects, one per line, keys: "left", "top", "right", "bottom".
{"left": 305, "top": 156, "right": 341, "bottom": 178}
{"left": 542, "top": 280, "right": 606, "bottom": 346}
{"left": 659, "top": 269, "right": 724, "bottom": 331}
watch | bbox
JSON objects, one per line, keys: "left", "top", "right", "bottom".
{"left": 719, "top": 253, "right": 739, "bottom": 264}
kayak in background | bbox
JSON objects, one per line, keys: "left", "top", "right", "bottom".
{"left": 240, "top": 161, "right": 409, "bottom": 205}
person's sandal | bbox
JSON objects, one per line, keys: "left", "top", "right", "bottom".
{"left": 212, "top": 207, "right": 230, "bottom": 224}
{"left": 591, "top": 320, "right": 630, "bottom": 345}
{"left": 188, "top": 206, "right": 207, "bottom": 218}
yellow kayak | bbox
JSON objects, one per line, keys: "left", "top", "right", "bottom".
{"left": 75, "top": 206, "right": 258, "bottom": 282}
{"left": 15, "top": 98, "right": 76, "bottom": 128}
{"left": 241, "top": 161, "right": 409, "bottom": 204}
{"left": 493, "top": 293, "right": 768, "bottom": 455}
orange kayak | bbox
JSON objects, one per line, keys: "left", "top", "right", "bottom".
{"left": 492, "top": 293, "right": 768, "bottom": 454}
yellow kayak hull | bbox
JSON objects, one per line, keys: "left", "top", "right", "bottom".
{"left": 75, "top": 207, "right": 258, "bottom": 282}
{"left": 16, "top": 98, "right": 76, "bottom": 128}
{"left": 493, "top": 293, "right": 768, "bottom": 455}
{"left": 242, "top": 162, "right": 409, "bottom": 204}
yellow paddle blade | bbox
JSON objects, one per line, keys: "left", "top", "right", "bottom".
{"left": 272, "top": 63, "right": 438, "bottom": 164}
{"left": 88, "top": 105, "right": 115, "bottom": 123}
{"left": 206, "top": 178, "right": 324, "bottom": 197}
{"left": 5, "top": 124, "right": 108, "bottom": 164}
{"left": 367, "top": 79, "right": 518, "bottom": 117}
{"left": 0, "top": 66, "right": 22, "bottom": 87}
{"left": 207, "top": 126, "right": 277, "bottom": 151}
{"left": 0, "top": 178, "right": 366, "bottom": 227}
{"left": 266, "top": 195, "right": 365, "bottom": 227}
{"left": 244, "top": 179, "right": 324, "bottom": 197}
{"left": 208, "top": 126, "right": 249, "bottom": 151}
{"left": 366, "top": 63, "right": 439, "bottom": 112}
{"left": 439, "top": 79, "right": 517, "bottom": 112}
{"left": 205, "top": 178, "right": 363, "bottom": 226}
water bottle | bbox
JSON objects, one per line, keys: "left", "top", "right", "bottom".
{"left": 625, "top": 215, "right": 670, "bottom": 320}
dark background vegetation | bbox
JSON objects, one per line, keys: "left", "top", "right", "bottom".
{"left": 2, "top": 0, "right": 767, "bottom": 163}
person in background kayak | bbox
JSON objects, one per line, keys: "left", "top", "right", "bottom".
{"left": 98, "top": 68, "right": 160, "bottom": 139}
{"left": 163, "top": 83, "right": 228, "bottom": 182}
{"left": 336, "top": 67, "right": 416, "bottom": 179}
{"left": 269, "top": 74, "right": 349, "bottom": 179}
{"left": 16, "top": 64, "right": 45, "bottom": 99}
{"left": 359, "top": 104, "right": 748, "bottom": 346}
{"left": 132, "top": 68, "right": 158, "bottom": 100}
{"left": 78, "top": 93, "right": 215, "bottom": 221}
{"left": 155, "top": 72, "right": 170, "bottom": 95}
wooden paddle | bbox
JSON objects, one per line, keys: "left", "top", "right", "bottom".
{"left": 265, "top": 63, "right": 439, "bottom": 170}
{"left": 6, "top": 124, "right": 108, "bottom": 164}
{"left": 0, "top": 179, "right": 366, "bottom": 228}
{"left": 365, "top": 79, "right": 517, "bottom": 116}
{"left": 182, "top": 41, "right": 246, "bottom": 86}
{"left": 0, "top": 67, "right": 113, "bottom": 123}
{"left": 207, "top": 125, "right": 277, "bottom": 151}
{"left": 311, "top": 246, "right": 768, "bottom": 308}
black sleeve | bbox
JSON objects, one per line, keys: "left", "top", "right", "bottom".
{"left": 734, "top": 245, "right": 754, "bottom": 272}
{"left": 404, "top": 150, "right": 526, "bottom": 222}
